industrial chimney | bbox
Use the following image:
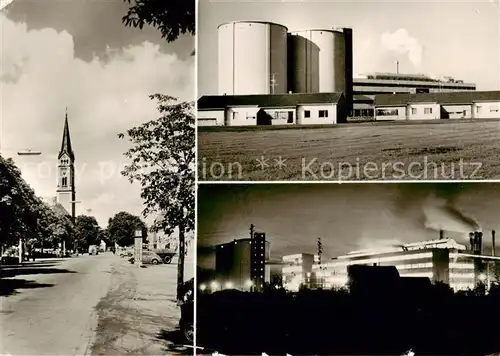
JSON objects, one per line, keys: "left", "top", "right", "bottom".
{"left": 493, "top": 230, "right": 496, "bottom": 257}
{"left": 439, "top": 230, "right": 445, "bottom": 239}
{"left": 473, "top": 231, "right": 483, "bottom": 255}
{"left": 469, "top": 232, "right": 475, "bottom": 251}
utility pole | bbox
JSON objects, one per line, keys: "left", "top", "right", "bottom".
{"left": 395, "top": 60, "right": 399, "bottom": 74}
{"left": 250, "top": 224, "right": 255, "bottom": 239}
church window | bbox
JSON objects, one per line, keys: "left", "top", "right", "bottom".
{"left": 62, "top": 176, "right": 68, "bottom": 186}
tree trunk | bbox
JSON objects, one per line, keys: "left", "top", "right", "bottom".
{"left": 176, "top": 225, "right": 185, "bottom": 301}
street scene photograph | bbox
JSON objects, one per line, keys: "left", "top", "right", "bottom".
{"left": 1, "top": 0, "right": 195, "bottom": 355}
{"left": 197, "top": 183, "right": 500, "bottom": 355}
{"left": 197, "top": 0, "right": 500, "bottom": 181}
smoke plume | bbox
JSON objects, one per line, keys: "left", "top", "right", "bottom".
{"left": 381, "top": 29, "right": 423, "bottom": 69}
{"left": 423, "top": 195, "right": 480, "bottom": 234}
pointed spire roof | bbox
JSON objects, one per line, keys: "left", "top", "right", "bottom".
{"left": 58, "top": 108, "right": 74, "bottom": 160}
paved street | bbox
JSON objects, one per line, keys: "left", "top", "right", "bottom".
{"left": 0, "top": 253, "right": 189, "bottom": 355}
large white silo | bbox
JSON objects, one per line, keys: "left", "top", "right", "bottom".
{"left": 289, "top": 29, "right": 347, "bottom": 94}
{"left": 218, "top": 21, "right": 288, "bottom": 96}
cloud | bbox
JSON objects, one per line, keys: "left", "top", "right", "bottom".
{"left": 422, "top": 194, "right": 480, "bottom": 234}
{"left": 0, "top": 14, "right": 194, "bottom": 228}
{"left": 380, "top": 28, "right": 423, "bottom": 70}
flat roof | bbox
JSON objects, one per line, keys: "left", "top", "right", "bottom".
{"left": 374, "top": 91, "right": 500, "bottom": 106}
{"left": 218, "top": 21, "right": 288, "bottom": 30}
{"left": 198, "top": 92, "right": 344, "bottom": 110}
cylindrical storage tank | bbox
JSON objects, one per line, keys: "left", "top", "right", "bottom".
{"left": 218, "top": 21, "right": 288, "bottom": 96}
{"left": 289, "top": 29, "right": 346, "bottom": 93}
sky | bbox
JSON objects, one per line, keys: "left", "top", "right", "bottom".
{"left": 197, "top": 183, "right": 500, "bottom": 270}
{"left": 197, "top": 0, "right": 500, "bottom": 96}
{"left": 0, "top": 0, "right": 195, "bottom": 228}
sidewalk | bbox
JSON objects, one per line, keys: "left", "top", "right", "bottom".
{"left": 89, "top": 257, "right": 191, "bottom": 355}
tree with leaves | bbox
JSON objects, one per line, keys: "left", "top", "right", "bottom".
{"left": 107, "top": 211, "right": 148, "bottom": 247}
{"left": 1, "top": 155, "right": 71, "bottom": 257}
{"left": 74, "top": 215, "right": 101, "bottom": 252}
{"left": 122, "top": 0, "right": 195, "bottom": 43}
{"left": 119, "top": 94, "right": 195, "bottom": 300}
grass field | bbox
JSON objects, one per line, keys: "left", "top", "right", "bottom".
{"left": 198, "top": 119, "right": 500, "bottom": 181}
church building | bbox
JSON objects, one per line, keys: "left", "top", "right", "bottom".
{"left": 55, "top": 110, "right": 76, "bottom": 218}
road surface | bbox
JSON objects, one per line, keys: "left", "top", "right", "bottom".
{"left": 0, "top": 253, "right": 184, "bottom": 355}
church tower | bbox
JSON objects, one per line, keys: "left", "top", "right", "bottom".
{"left": 56, "top": 109, "right": 76, "bottom": 219}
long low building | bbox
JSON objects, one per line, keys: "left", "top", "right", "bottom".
{"left": 197, "top": 93, "right": 348, "bottom": 126}
{"left": 374, "top": 91, "right": 500, "bottom": 121}
{"left": 354, "top": 72, "right": 476, "bottom": 97}
{"left": 282, "top": 236, "right": 500, "bottom": 292}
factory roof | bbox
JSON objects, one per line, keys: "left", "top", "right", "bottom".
{"left": 374, "top": 90, "right": 500, "bottom": 106}
{"left": 198, "top": 92, "right": 344, "bottom": 110}
{"left": 217, "top": 21, "right": 288, "bottom": 30}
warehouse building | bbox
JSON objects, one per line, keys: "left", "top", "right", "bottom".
{"left": 354, "top": 73, "right": 476, "bottom": 97}
{"left": 374, "top": 91, "right": 500, "bottom": 121}
{"left": 282, "top": 232, "right": 500, "bottom": 292}
{"left": 197, "top": 92, "right": 348, "bottom": 126}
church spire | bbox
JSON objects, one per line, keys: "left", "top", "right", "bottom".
{"left": 58, "top": 108, "right": 74, "bottom": 160}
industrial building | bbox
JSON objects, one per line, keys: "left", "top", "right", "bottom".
{"left": 374, "top": 91, "right": 500, "bottom": 121}
{"left": 218, "top": 21, "right": 289, "bottom": 96}
{"left": 197, "top": 92, "right": 348, "bottom": 126}
{"left": 199, "top": 20, "right": 486, "bottom": 125}
{"left": 213, "top": 233, "right": 271, "bottom": 292}
{"left": 354, "top": 73, "right": 476, "bottom": 97}
{"left": 282, "top": 253, "right": 319, "bottom": 291}
{"left": 282, "top": 231, "right": 499, "bottom": 292}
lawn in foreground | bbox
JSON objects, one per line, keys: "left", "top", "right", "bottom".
{"left": 198, "top": 120, "right": 500, "bottom": 180}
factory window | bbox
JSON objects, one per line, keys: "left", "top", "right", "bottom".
{"left": 246, "top": 113, "right": 255, "bottom": 120}
{"left": 424, "top": 108, "right": 433, "bottom": 114}
{"left": 287, "top": 111, "right": 293, "bottom": 123}
{"left": 274, "top": 111, "right": 289, "bottom": 121}
{"left": 304, "top": 110, "right": 310, "bottom": 118}
{"left": 411, "top": 108, "right": 417, "bottom": 115}
{"left": 476, "top": 106, "right": 482, "bottom": 114}
{"left": 232, "top": 112, "right": 239, "bottom": 121}
{"left": 490, "top": 106, "right": 499, "bottom": 112}
{"left": 376, "top": 108, "right": 398, "bottom": 116}
{"left": 319, "top": 110, "right": 328, "bottom": 118}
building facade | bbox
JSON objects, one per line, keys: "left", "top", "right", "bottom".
{"left": 374, "top": 91, "right": 500, "bottom": 121}
{"left": 215, "top": 235, "right": 271, "bottom": 292}
{"left": 197, "top": 92, "right": 347, "bottom": 126}
{"left": 283, "top": 237, "right": 500, "bottom": 292}
{"left": 354, "top": 73, "right": 476, "bottom": 97}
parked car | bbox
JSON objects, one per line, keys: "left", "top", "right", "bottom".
{"left": 1, "top": 255, "right": 20, "bottom": 265}
{"left": 179, "top": 279, "right": 194, "bottom": 343}
{"left": 152, "top": 248, "right": 176, "bottom": 264}
{"left": 128, "top": 250, "right": 163, "bottom": 265}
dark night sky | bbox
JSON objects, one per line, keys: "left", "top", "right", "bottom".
{"left": 198, "top": 183, "right": 500, "bottom": 270}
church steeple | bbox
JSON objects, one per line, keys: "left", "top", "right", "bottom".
{"left": 58, "top": 107, "right": 74, "bottom": 161}
{"left": 56, "top": 108, "right": 76, "bottom": 219}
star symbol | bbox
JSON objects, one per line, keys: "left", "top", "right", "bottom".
{"left": 255, "top": 156, "right": 269, "bottom": 170}
{"left": 274, "top": 156, "right": 287, "bottom": 170}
